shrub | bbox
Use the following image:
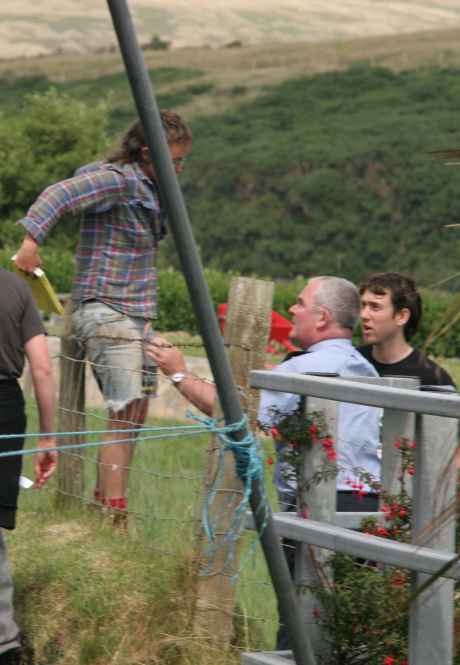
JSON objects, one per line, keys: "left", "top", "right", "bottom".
{"left": 157, "top": 268, "right": 232, "bottom": 332}
{"left": 0, "top": 89, "right": 108, "bottom": 220}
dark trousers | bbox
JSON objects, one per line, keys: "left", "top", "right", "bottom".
{"left": 275, "top": 491, "right": 379, "bottom": 651}
{"left": 0, "top": 383, "right": 26, "bottom": 657}
{"left": 0, "top": 391, "right": 26, "bottom": 531}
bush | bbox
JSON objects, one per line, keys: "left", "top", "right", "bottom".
{"left": 157, "top": 268, "right": 232, "bottom": 333}
{"left": 3, "top": 250, "right": 459, "bottom": 357}
{"left": 0, "top": 89, "right": 108, "bottom": 220}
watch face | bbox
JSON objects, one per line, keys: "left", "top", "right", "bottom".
{"left": 171, "top": 372, "right": 186, "bottom": 384}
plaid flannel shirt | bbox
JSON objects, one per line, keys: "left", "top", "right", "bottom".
{"left": 18, "top": 161, "right": 167, "bottom": 320}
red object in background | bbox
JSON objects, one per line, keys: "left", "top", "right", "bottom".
{"left": 217, "top": 304, "right": 299, "bottom": 354}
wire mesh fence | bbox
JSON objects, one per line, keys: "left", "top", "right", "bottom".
{"left": 15, "top": 336, "right": 281, "bottom": 651}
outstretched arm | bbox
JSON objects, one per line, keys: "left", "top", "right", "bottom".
{"left": 15, "top": 168, "right": 126, "bottom": 273}
{"left": 146, "top": 336, "right": 216, "bottom": 417}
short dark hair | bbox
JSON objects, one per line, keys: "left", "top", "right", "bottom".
{"left": 107, "top": 109, "right": 192, "bottom": 164}
{"left": 359, "top": 272, "right": 422, "bottom": 340}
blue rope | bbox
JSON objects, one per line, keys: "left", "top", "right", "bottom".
{"left": 1, "top": 412, "right": 269, "bottom": 581}
{"left": 0, "top": 418, "right": 246, "bottom": 459}
{"left": 190, "top": 412, "right": 268, "bottom": 579}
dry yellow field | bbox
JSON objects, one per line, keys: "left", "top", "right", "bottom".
{"left": 1, "top": 0, "right": 460, "bottom": 60}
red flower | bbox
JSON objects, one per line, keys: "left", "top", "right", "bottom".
{"left": 399, "top": 508, "right": 407, "bottom": 518}
{"left": 326, "top": 449, "right": 337, "bottom": 461}
{"left": 407, "top": 464, "right": 415, "bottom": 476}
{"left": 394, "top": 439, "right": 401, "bottom": 449}
{"left": 390, "top": 572, "right": 407, "bottom": 587}
{"left": 410, "top": 441, "right": 416, "bottom": 449}
{"left": 322, "top": 437, "right": 334, "bottom": 449}
{"left": 300, "top": 508, "right": 309, "bottom": 519}
{"left": 267, "top": 456, "right": 274, "bottom": 466}
{"left": 383, "top": 657, "right": 395, "bottom": 665}
{"left": 270, "top": 427, "right": 279, "bottom": 438}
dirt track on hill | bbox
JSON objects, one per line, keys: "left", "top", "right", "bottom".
{"left": 1, "top": 0, "right": 460, "bottom": 60}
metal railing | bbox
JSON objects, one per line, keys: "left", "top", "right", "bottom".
{"left": 244, "top": 372, "right": 459, "bottom": 665}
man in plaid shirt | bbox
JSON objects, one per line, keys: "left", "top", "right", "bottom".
{"left": 14, "top": 110, "right": 192, "bottom": 527}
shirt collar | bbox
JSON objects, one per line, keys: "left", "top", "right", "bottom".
{"left": 132, "top": 161, "right": 154, "bottom": 185}
{"left": 306, "top": 338, "right": 353, "bottom": 353}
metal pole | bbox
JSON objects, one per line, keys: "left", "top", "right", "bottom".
{"left": 408, "top": 411, "right": 457, "bottom": 665}
{"left": 106, "top": 2, "right": 316, "bottom": 663}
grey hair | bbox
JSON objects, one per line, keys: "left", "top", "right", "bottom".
{"left": 309, "top": 276, "right": 360, "bottom": 331}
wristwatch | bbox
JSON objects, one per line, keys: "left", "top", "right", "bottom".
{"left": 170, "top": 372, "right": 187, "bottom": 385}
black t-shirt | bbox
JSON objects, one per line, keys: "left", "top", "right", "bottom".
{"left": 357, "top": 346, "right": 456, "bottom": 388}
{"left": 0, "top": 268, "right": 45, "bottom": 529}
{"left": 0, "top": 267, "right": 45, "bottom": 381}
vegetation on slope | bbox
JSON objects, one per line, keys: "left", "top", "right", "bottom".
{"left": 2, "top": 61, "right": 460, "bottom": 290}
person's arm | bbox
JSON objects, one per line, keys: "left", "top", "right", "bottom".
{"left": 15, "top": 169, "right": 127, "bottom": 273}
{"left": 145, "top": 337, "right": 216, "bottom": 416}
{"left": 24, "top": 334, "right": 57, "bottom": 488}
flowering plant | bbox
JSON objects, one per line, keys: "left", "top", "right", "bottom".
{"left": 313, "top": 437, "right": 416, "bottom": 665}
{"left": 269, "top": 408, "right": 337, "bottom": 463}
{"left": 265, "top": 406, "right": 337, "bottom": 518}
{"left": 360, "top": 437, "right": 414, "bottom": 544}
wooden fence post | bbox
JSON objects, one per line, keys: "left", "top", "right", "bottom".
{"left": 193, "top": 276, "right": 274, "bottom": 647}
{"left": 56, "top": 302, "right": 86, "bottom": 507}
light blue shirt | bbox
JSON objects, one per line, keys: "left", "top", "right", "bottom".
{"left": 258, "top": 338, "right": 381, "bottom": 505}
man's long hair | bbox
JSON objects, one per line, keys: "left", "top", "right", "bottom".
{"left": 107, "top": 110, "right": 192, "bottom": 164}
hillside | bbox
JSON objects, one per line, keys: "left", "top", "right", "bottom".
{"left": 2, "top": 28, "right": 460, "bottom": 294}
{"left": 1, "top": 0, "right": 460, "bottom": 60}
{"left": 2, "top": 27, "right": 460, "bottom": 127}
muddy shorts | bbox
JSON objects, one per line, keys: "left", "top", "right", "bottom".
{"left": 71, "top": 301, "right": 157, "bottom": 412}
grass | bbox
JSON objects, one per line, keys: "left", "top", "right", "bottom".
{"left": 8, "top": 350, "right": 460, "bottom": 662}
{"left": 8, "top": 403, "right": 279, "bottom": 664}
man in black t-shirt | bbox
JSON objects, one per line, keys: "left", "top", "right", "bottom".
{"left": 0, "top": 268, "right": 57, "bottom": 664}
{"left": 358, "top": 272, "right": 455, "bottom": 387}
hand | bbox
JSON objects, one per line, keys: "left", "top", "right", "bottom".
{"left": 15, "top": 235, "right": 42, "bottom": 274}
{"left": 145, "top": 336, "right": 187, "bottom": 376}
{"left": 34, "top": 435, "right": 58, "bottom": 488}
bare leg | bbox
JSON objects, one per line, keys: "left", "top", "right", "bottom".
{"left": 98, "top": 397, "right": 149, "bottom": 502}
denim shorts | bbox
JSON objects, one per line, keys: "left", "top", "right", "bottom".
{"left": 71, "top": 302, "right": 157, "bottom": 413}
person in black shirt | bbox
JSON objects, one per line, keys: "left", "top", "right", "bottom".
{"left": 0, "top": 268, "right": 57, "bottom": 664}
{"left": 358, "top": 272, "right": 455, "bottom": 387}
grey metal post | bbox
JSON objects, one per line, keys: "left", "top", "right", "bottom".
{"left": 409, "top": 410, "right": 458, "bottom": 665}
{"left": 379, "top": 377, "right": 419, "bottom": 499}
{"left": 106, "top": 3, "right": 317, "bottom": 663}
{"left": 296, "top": 394, "right": 337, "bottom": 658}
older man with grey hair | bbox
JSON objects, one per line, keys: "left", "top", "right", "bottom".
{"left": 149, "top": 275, "right": 381, "bottom": 509}
{"left": 258, "top": 275, "right": 381, "bottom": 651}
{"left": 259, "top": 275, "right": 381, "bottom": 513}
